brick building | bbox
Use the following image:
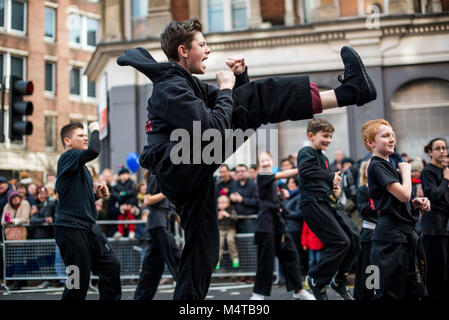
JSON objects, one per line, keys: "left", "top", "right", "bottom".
{"left": 86, "top": 0, "right": 449, "bottom": 174}
{"left": 0, "top": 0, "right": 101, "bottom": 183}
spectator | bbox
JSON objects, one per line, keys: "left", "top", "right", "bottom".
{"left": 249, "top": 164, "right": 258, "bottom": 183}
{"left": 0, "top": 176, "right": 13, "bottom": 289}
{"left": 229, "top": 164, "right": 259, "bottom": 233}
{"left": 112, "top": 167, "right": 137, "bottom": 205}
{"left": 114, "top": 198, "right": 139, "bottom": 240}
{"left": 279, "top": 158, "right": 295, "bottom": 189}
{"left": 401, "top": 153, "right": 409, "bottom": 163}
{"left": 216, "top": 195, "right": 239, "bottom": 269}
{"left": 99, "top": 168, "right": 115, "bottom": 233}
{"left": 410, "top": 157, "right": 424, "bottom": 200}
{"left": 301, "top": 222, "right": 323, "bottom": 271}
{"left": 340, "top": 157, "right": 358, "bottom": 213}
{"left": 330, "top": 149, "right": 345, "bottom": 172}
{"left": 87, "top": 166, "right": 98, "bottom": 183}
{"left": 136, "top": 180, "right": 148, "bottom": 240}
{"left": 1, "top": 190, "right": 31, "bottom": 290}
{"left": 16, "top": 183, "right": 35, "bottom": 207}
{"left": 216, "top": 164, "right": 234, "bottom": 197}
{"left": 30, "top": 186, "right": 56, "bottom": 239}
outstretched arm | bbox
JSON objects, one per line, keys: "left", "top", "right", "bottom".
{"left": 275, "top": 168, "right": 298, "bottom": 180}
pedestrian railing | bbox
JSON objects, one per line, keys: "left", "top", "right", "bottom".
{"left": 1, "top": 218, "right": 279, "bottom": 294}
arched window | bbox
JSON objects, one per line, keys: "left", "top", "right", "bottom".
{"left": 391, "top": 78, "right": 449, "bottom": 160}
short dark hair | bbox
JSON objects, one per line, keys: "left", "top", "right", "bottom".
{"left": 307, "top": 118, "right": 334, "bottom": 135}
{"left": 60, "top": 122, "right": 84, "bottom": 148}
{"left": 219, "top": 164, "right": 230, "bottom": 171}
{"left": 161, "top": 18, "right": 203, "bottom": 62}
{"left": 236, "top": 164, "right": 248, "bottom": 170}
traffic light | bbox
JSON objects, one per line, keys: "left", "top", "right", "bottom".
{"left": 9, "top": 76, "right": 33, "bottom": 141}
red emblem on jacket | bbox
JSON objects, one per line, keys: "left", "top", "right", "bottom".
{"left": 369, "top": 198, "right": 375, "bottom": 210}
{"left": 325, "top": 160, "right": 328, "bottom": 170}
{"left": 145, "top": 120, "right": 153, "bottom": 133}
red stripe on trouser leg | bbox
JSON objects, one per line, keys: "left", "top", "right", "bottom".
{"left": 310, "top": 82, "right": 323, "bottom": 114}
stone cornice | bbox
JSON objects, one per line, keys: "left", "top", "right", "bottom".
{"left": 85, "top": 14, "right": 449, "bottom": 81}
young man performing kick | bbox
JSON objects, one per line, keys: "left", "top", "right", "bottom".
{"left": 117, "top": 18, "right": 376, "bottom": 300}
{"left": 54, "top": 122, "right": 121, "bottom": 300}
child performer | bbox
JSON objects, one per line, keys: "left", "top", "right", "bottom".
{"left": 250, "top": 151, "right": 315, "bottom": 301}
{"left": 297, "top": 118, "right": 360, "bottom": 300}
{"left": 362, "top": 119, "right": 430, "bottom": 300}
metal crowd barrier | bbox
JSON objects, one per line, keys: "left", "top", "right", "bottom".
{"left": 1, "top": 217, "right": 279, "bottom": 294}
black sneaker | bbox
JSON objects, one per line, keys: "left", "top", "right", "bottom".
{"left": 338, "top": 46, "right": 377, "bottom": 106}
{"left": 306, "top": 275, "right": 328, "bottom": 300}
{"left": 330, "top": 277, "right": 354, "bottom": 300}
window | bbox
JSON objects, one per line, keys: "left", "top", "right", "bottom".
{"left": 392, "top": 79, "right": 449, "bottom": 160}
{"left": 68, "top": 13, "right": 99, "bottom": 50}
{"left": 45, "top": 61, "right": 55, "bottom": 94}
{"left": 205, "top": 0, "right": 248, "bottom": 32}
{"left": 0, "top": 53, "right": 4, "bottom": 83}
{"left": 231, "top": 0, "right": 247, "bottom": 29}
{"left": 86, "top": 18, "right": 98, "bottom": 47}
{"left": 69, "top": 14, "right": 81, "bottom": 44}
{"left": 208, "top": 0, "right": 224, "bottom": 32}
{"left": 0, "top": 0, "right": 5, "bottom": 28}
{"left": 11, "top": 0, "right": 25, "bottom": 32}
{"left": 44, "top": 6, "right": 56, "bottom": 40}
{"left": 10, "top": 55, "right": 24, "bottom": 79}
{"left": 87, "top": 80, "right": 96, "bottom": 98}
{"left": 45, "top": 116, "right": 57, "bottom": 150}
{"left": 132, "top": 0, "right": 148, "bottom": 17}
{"left": 70, "top": 67, "right": 81, "bottom": 95}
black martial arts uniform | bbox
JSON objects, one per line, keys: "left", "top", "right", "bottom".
{"left": 54, "top": 130, "right": 121, "bottom": 300}
{"left": 421, "top": 163, "right": 449, "bottom": 299}
{"left": 353, "top": 184, "right": 378, "bottom": 300}
{"left": 368, "top": 156, "right": 426, "bottom": 300}
{"left": 253, "top": 174, "right": 303, "bottom": 296}
{"left": 134, "top": 174, "right": 181, "bottom": 300}
{"left": 297, "top": 146, "right": 360, "bottom": 288}
{"left": 117, "top": 47, "right": 314, "bottom": 300}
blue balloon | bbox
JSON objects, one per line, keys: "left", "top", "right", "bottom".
{"left": 126, "top": 152, "right": 140, "bottom": 173}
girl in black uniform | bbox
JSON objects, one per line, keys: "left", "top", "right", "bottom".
{"left": 250, "top": 151, "right": 315, "bottom": 300}
{"left": 421, "top": 138, "right": 449, "bottom": 299}
{"left": 353, "top": 158, "right": 378, "bottom": 300}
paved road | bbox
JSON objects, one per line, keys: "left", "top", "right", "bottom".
{"left": 0, "top": 281, "right": 351, "bottom": 300}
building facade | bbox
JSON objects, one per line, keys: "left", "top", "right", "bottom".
{"left": 0, "top": 0, "right": 101, "bottom": 183}
{"left": 86, "top": 0, "right": 449, "bottom": 173}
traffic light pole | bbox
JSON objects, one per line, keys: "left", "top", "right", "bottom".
{"left": 0, "top": 76, "right": 5, "bottom": 143}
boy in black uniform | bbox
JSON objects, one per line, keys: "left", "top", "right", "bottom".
{"left": 54, "top": 122, "right": 121, "bottom": 300}
{"left": 298, "top": 119, "right": 360, "bottom": 300}
{"left": 117, "top": 18, "right": 376, "bottom": 300}
{"left": 362, "top": 119, "right": 430, "bottom": 299}
{"left": 134, "top": 173, "right": 181, "bottom": 300}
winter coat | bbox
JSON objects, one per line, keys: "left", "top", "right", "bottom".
{"left": 1, "top": 199, "right": 31, "bottom": 226}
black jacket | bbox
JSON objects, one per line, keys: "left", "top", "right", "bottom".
{"left": 283, "top": 190, "right": 302, "bottom": 232}
{"left": 421, "top": 164, "right": 449, "bottom": 236}
{"left": 113, "top": 179, "right": 137, "bottom": 205}
{"left": 229, "top": 179, "right": 259, "bottom": 216}
{"left": 30, "top": 198, "right": 57, "bottom": 239}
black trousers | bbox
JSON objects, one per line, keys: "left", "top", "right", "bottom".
{"left": 134, "top": 227, "right": 181, "bottom": 300}
{"left": 253, "top": 232, "right": 303, "bottom": 296}
{"left": 370, "top": 239, "right": 420, "bottom": 300}
{"left": 353, "top": 240, "right": 374, "bottom": 300}
{"left": 301, "top": 202, "right": 360, "bottom": 287}
{"left": 54, "top": 225, "right": 121, "bottom": 300}
{"left": 423, "top": 235, "right": 449, "bottom": 299}
{"left": 152, "top": 76, "right": 314, "bottom": 300}
{"left": 288, "top": 231, "right": 305, "bottom": 274}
